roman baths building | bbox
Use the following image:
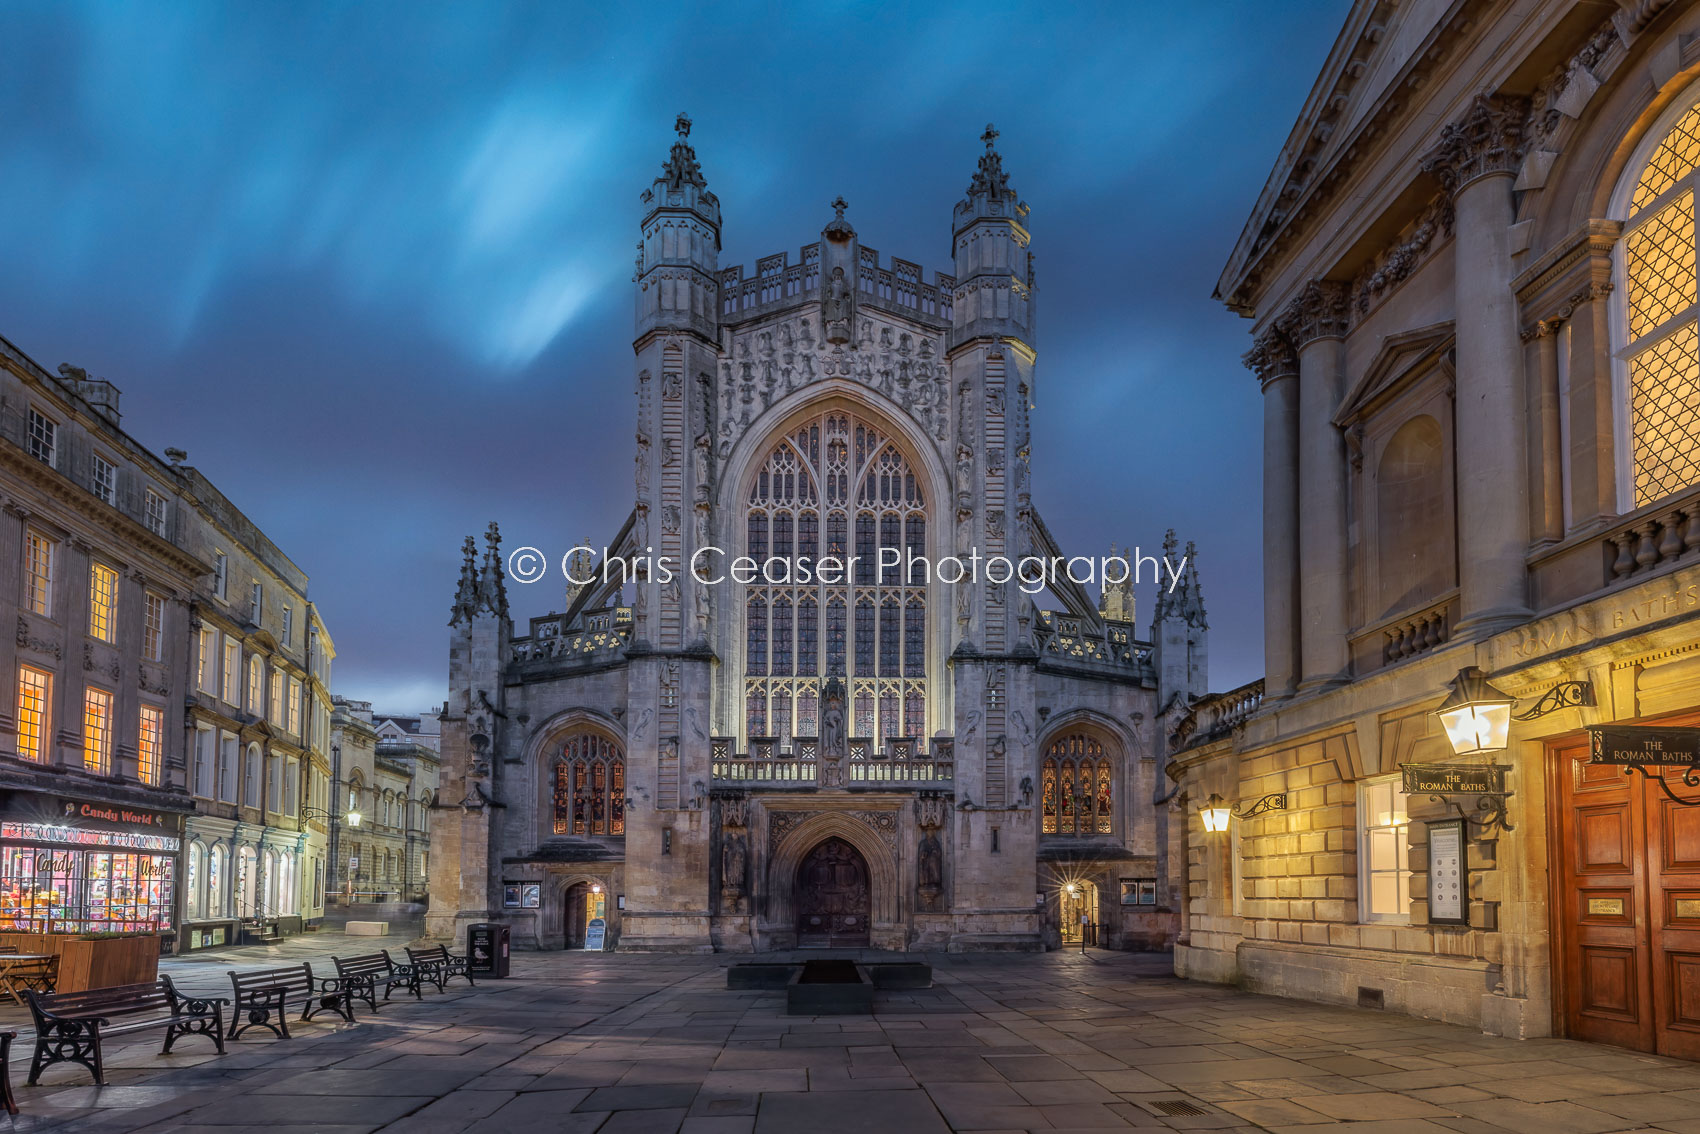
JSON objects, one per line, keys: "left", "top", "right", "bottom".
{"left": 1171, "top": 0, "right": 1700, "bottom": 1058}
{"left": 428, "top": 120, "right": 1209, "bottom": 953}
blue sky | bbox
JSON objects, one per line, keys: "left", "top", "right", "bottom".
{"left": 0, "top": 1, "right": 1350, "bottom": 710}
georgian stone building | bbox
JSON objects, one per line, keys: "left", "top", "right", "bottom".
{"left": 1172, "top": 0, "right": 1700, "bottom": 1057}
{"left": 329, "top": 697, "right": 438, "bottom": 904}
{"left": 429, "top": 121, "right": 1207, "bottom": 952}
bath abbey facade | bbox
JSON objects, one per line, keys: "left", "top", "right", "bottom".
{"left": 426, "top": 119, "right": 1208, "bottom": 952}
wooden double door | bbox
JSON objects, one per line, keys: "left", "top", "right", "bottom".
{"left": 795, "top": 838, "right": 870, "bottom": 947}
{"left": 1557, "top": 736, "right": 1700, "bottom": 1058}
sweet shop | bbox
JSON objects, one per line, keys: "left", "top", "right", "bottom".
{"left": 0, "top": 792, "right": 185, "bottom": 934}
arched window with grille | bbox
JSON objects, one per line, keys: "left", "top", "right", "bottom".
{"left": 1041, "top": 733, "right": 1112, "bottom": 836}
{"left": 742, "top": 412, "right": 928, "bottom": 749}
{"left": 552, "top": 733, "right": 625, "bottom": 837}
{"left": 1614, "top": 92, "right": 1700, "bottom": 508}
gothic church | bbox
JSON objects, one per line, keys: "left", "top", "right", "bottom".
{"left": 428, "top": 119, "right": 1208, "bottom": 952}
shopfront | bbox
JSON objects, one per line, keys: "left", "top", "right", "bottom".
{"left": 0, "top": 792, "right": 184, "bottom": 936}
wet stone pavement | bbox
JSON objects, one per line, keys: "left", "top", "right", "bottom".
{"left": 2, "top": 938, "right": 1700, "bottom": 1133}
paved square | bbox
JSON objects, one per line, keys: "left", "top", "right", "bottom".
{"left": 5, "top": 936, "right": 1700, "bottom": 1132}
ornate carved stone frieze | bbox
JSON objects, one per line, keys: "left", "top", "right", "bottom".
{"left": 1274, "top": 280, "right": 1351, "bottom": 347}
{"left": 16, "top": 616, "right": 60, "bottom": 660}
{"left": 1243, "top": 329, "right": 1298, "bottom": 387}
{"left": 1420, "top": 94, "right": 1532, "bottom": 197}
{"left": 1349, "top": 197, "right": 1454, "bottom": 318}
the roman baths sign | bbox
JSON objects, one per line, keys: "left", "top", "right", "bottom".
{"left": 1400, "top": 763, "right": 1507, "bottom": 795}
{"left": 1588, "top": 726, "right": 1700, "bottom": 766}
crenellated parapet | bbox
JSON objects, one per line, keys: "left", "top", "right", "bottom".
{"left": 719, "top": 243, "right": 954, "bottom": 327}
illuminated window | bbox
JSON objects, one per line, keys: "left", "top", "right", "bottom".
{"left": 91, "top": 453, "right": 116, "bottom": 505}
{"left": 1042, "top": 734, "right": 1110, "bottom": 836}
{"left": 138, "top": 705, "right": 164, "bottom": 785}
{"left": 16, "top": 667, "right": 51, "bottom": 763}
{"left": 24, "top": 530, "right": 54, "bottom": 617}
{"left": 27, "top": 407, "right": 55, "bottom": 467}
{"left": 552, "top": 733, "right": 624, "bottom": 836}
{"left": 287, "top": 678, "right": 301, "bottom": 735}
{"left": 83, "top": 687, "right": 113, "bottom": 774}
{"left": 248, "top": 654, "right": 264, "bottom": 711}
{"left": 741, "top": 413, "right": 926, "bottom": 748}
{"left": 88, "top": 563, "right": 118, "bottom": 643}
{"left": 1358, "top": 777, "right": 1412, "bottom": 924}
{"left": 1617, "top": 97, "right": 1700, "bottom": 506}
{"left": 143, "top": 592, "right": 165, "bottom": 661}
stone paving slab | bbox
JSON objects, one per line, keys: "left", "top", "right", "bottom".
{"left": 0, "top": 947, "right": 1699, "bottom": 1131}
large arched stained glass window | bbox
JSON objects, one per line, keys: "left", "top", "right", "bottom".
{"left": 1617, "top": 96, "right": 1700, "bottom": 507}
{"left": 552, "top": 733, "right": 625, "bottom": 837}
{"left": 744, "top": 411, "right": 927, "bottom": 748}
{"left": 1041, "top": 734, "right": 1111, "bottom": 836}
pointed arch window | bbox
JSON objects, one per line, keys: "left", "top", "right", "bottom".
{"left": 1042, "top": 733, "right": 1110, "bottom": 836}
{"left": 1614, "top": 94, "right": 1700, "bottom": 507}
{"left": 743, "top": 412, "right": 928, "bottom": 749}
{"left": 552, "top": 733, "right": 624, "bottom": 837}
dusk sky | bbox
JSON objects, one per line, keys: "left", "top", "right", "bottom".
{"left": 1, "top": 1, "right": 1350, "bottom": 712}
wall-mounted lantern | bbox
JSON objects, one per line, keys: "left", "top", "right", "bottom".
{"left": 1434, "top": 667, "right": 1516, "bottom": 756}
{"left": 1199, "top": 792, "right": 1286, "bottom": 834}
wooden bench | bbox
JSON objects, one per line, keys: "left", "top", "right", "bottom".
{"left": 227, "top": 962, "right": 355, "bottom": 1039}
{"left": 332, "top": 951, "right": 422, "bottom": 1011}
{"left": 405, "top": 944, "right": 476, "bottom": 992}
{"left": 24, "top": 976, "right": 226, "bottom": 1085}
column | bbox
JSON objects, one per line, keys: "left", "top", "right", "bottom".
{"left": 1528, "top": 320, "right": 1564, "bottom": 545}
{"left": 1247, "top": 332, "right": 1301, "bottom": 699}
{"left": 1423, "top": 94, "right": 1533, "bottom": 632}
{"left": 1277, "top": 282, "right": 1351, "bottom": 690}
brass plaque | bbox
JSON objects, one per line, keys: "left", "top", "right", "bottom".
{"left": 1588, "top": 897, "right": 1626, "bottom": 916}
{"left": 1676, "top": 898, "right": 1700, "bottom": 919}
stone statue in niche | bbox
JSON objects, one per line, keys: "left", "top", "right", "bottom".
{"left": 917, "top": 830, "right": 943, "bottom": 911}
{"left": 695, "top": 580, "right": 711, "bottom": 642}
{"left": 721, "top": 829, "right": 748, "bottom": 905}
{"left": 694, "top": 433, "right": 712, "bottom": 500}
{"left": 824, "top": 267, "right": 852, "bottom": 343}
{"left": 820, "top": 677, "right": 848, "bottom": 788}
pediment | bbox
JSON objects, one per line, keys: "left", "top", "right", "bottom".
{"left": 1334, "top": 321, "right": 1454, "bottom": 426}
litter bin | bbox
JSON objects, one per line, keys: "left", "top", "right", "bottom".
{"left": 468, "top": 922, "right": 510, "bottom": 978}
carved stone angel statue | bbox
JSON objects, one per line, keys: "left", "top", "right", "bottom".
{"left": 824, "top": 267, "right": 852, "bottom": 344}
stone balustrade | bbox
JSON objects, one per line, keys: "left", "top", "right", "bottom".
{"left": 1605, "top": 486, "right": 1700, "bottom": 581}
{"left": 711, "top": 736, "right": 953, "bottom": 786}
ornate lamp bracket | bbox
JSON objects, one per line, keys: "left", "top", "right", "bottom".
{"left": 1429, "top": 793, "right": 1514, "bottom": 836}
{"left": 1622, "top": 762, "right": 1700, "bottom": 807}
{"left": 1233, "top": 793, "right": 1287, "bottom": 820}
{"left": 1511, "top": 680, "right": 1593, "bottom": 721}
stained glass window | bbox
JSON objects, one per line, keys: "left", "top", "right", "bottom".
{"left": 1620, "top": 100, "right": 1700, "bottom": 506}
{"left": 553, "top": 734, "right": 624, "bottom": 837}
{"left": 743, "top": 412, "right": 927, "bottom": 746}
{"left": 1043, "top": 734, "right": 1111, "bottom": 836}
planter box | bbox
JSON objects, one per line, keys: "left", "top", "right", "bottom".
{"left": 0, "top": 932, "right": 161, "bottom": 992}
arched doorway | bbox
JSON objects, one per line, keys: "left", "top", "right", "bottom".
{"left": 563, "top": 882, "right": 607, "bottom": 948}
{"left": 794, "top": 837, "right": 870, "bottom": 947}
{"left": 1059, "top": 880, "right": 1099, "bottom": 944}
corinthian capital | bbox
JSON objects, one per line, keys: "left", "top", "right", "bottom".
{"left": 1274, "top": 280, "right": 1351, "bottom": 347}
{"left": 1421, "top": 93, "right": 1530, "bottom": 197}
{"left": 1244, "top": 329, "right": 1298, "bottom": 387}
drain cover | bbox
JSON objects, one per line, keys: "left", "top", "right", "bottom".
{"left": 1150, "top": 1100, "right": 1210, "bottom": 1116}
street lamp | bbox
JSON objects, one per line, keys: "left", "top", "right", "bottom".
{"left": 302, "top": 805, "right": 360, "bottom": 828}
{"left": 1199, "top": 794, "right": 1233, "bottom": 833}
{"left": 1434, "top": 666, "right": 1515, "bottom": 756}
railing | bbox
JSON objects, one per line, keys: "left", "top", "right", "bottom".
{"left": 1604, "top": 487, "right": 1700, "bottom": 581}
{"left": 1034, "top": 611, "right": 1151, "bottom": 669}
{"left": 513, "top": 610, "right": 632, "bottom": 664}
{"left": 711, "top": 736, "right": 953, "bottom": 785}
{"left": 1347, "top": 591, "right": 1459, "bottom": 676}
{"left": 1169, "top": 679, "right": 1264, "bottom": 753}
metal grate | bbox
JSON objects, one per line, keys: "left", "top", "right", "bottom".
{"left": 1627, "top": 192, "right": 1697, "bottom": 339}
{"left": 1150, "top": 1100, "right": 1210, "bottom": 1116}
{"left": 1635, "top": 103, "right": 1700, "bottom": 213}
{"left": 1630, "top": 323, "right": 1700, "bottom": 505}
